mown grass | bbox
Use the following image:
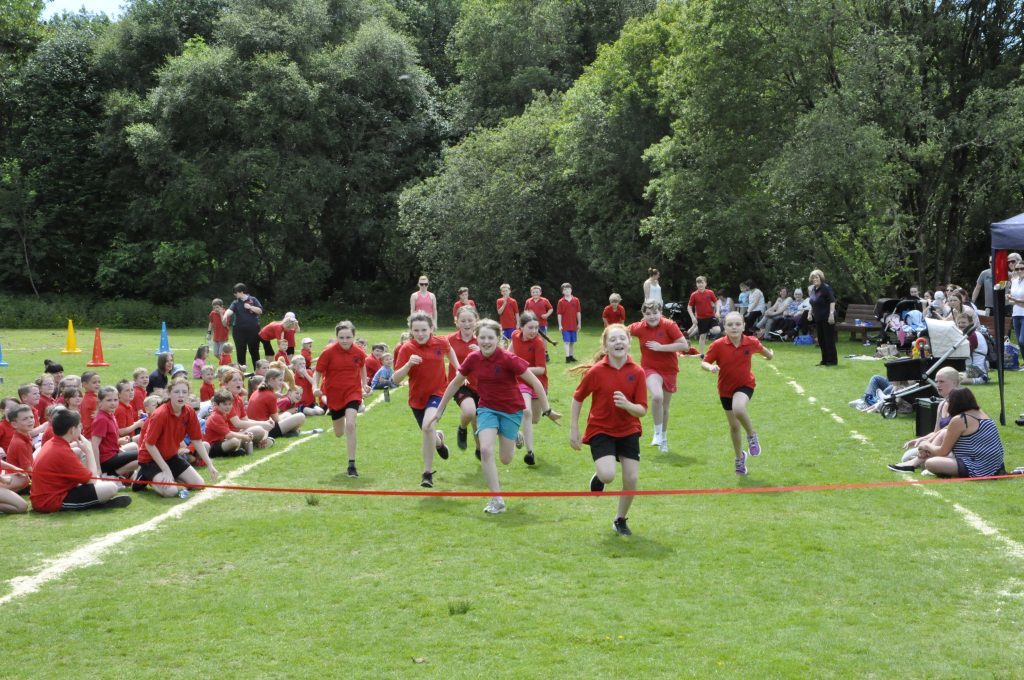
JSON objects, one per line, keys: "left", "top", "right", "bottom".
{"left": 2, "top": 325, "right": 1024, "bottom": 678}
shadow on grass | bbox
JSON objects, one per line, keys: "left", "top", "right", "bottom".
{"left": 598, "top": 532, "right": 674, "bottom": 561}
{"left": 658, "top": 452, "right": 700, "bottom": 468}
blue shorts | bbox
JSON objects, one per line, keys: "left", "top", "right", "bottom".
{"left": 502, "top": 328, "right": 515, "bottom": 339}
{"left": 476, "top": 407, "right": 524, "bottom": 440}
{"left": 562, "top": 330, "right": 578, "bottom": 343}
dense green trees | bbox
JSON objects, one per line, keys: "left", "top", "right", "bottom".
{"left": 1, "top": 0, "right": 1022, "bottom": 313}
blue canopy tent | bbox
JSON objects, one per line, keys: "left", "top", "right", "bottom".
{"left": 990, "top": 212, "right": 1024, "bottom": 425}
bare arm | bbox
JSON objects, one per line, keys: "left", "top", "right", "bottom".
{"left": 568, "top": 399, "right": 584, "bottom": 450}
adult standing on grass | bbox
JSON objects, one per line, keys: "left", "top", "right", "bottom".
{"left": 222, "top": 283, "right": 264, "bottom": 370}
{"left": 148, "top": 352, "right": 174, "bottom": 395}
{"left": 972, "top": 257, "right": 993, "bottom": 315}
{"left": 410, "top": 275, "right": 438, "bottom": 329}
{"left": 643, "top": 267, "right": 663, "bottom": 304}
{"left": 1007, "top": 259, "right": 1024, "bottom": 358}
{"left": 807, "top": 269, "right": 837, "bottom": 366}
{"left": 429, "top": 319, "right": 560, "bottom": 514}
{"left": 569, "top": 324, "right": 647, "bottom": 537}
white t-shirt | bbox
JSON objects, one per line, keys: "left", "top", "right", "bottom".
{"left": 1011, "top": 278, "right": 1024, "bottom": 317}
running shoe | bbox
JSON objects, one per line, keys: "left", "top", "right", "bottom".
{"left": 516, "top": 431, "right": 525, "bottom": 449}
{"left": 887, "top": 463, "right": 916, "bottom": 473}
{"left": 347, "top": 463, "right": 359, "bottom": 478}
{"left": 612, "top": 517, "right": 632, "bottom": 536}
{"left": 420, "top": 471, "right": 433, "bottom": 488}
{"left": 735, "top": 451, "right": 748, "bottom": 476}
{"left": 524, "top": 451, "right": 535, "bottom": 466}
{"left": 483, "top": 497, "right": 507, "bottom": 514}
{"left": 748, "top": 432, "right": 761, "bottom": 457}
{"left": 589, "top": 474, "right": 605, "bottom": 492}
{"left": 650, "top": 433, "right": 661, "bottom": 447}
{"left": 102, "top": 495, "right": 133, "bottom": 509}
{"left": 457, "top": 427, "right": 468, "bottom": 451}
{"left": 436, "top": 430, "right": 449, "bottom": 460}
{"left": 659, "top": 436, "right": 669, "bottom": 453}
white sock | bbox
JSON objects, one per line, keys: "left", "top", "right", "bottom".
{"left": 654, "top": 424, "right": 663, "bottom": 437}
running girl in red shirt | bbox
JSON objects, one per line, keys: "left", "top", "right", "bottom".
{"left": 569, "top": 324, "right": 647, "bottom": 536}
{"left": 628, "top": 300, "right": 689, "bottom": 453}
{"left": 429, "top": 319, "right": 560, "bottom": 513}
{"left": 393, "top": 311, "right": 460, "bottom": 488}
{"left": 511, "top": 311, "right": 549, "bottom": 466}
{"left": 446, "top": 305, "right": 482, "bottom": 459}
{"left": 312, "top": 320, "right": 372, "bottom": 477}
{"left": 701, "top": 311, "right": 773, "bottom": 475}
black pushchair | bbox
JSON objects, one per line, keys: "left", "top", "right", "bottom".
{"left": 875, "top": 297, "right": 927, "bottom": 349}
{"left": 877, "top": 318, "right": 970, "bottom": 419}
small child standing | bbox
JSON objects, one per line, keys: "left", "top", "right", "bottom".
{"left": 524, "top": 285, "right": 554, "bottom": 334}
{"left": 602, "top": 293, "right": 626, "bottom": 327}
{"left": 701, "top": 312, "right": 773, "bottom": 475}
{"left": 687, "top": 276, "right": 721, "bottom": 355}
{"left": 220, "top": 342, "right": 234, "bottom": 366}
{"left": 300, "top": 337, "right": 315, "bottom": 369}
{"left": 557, "top": 282, "right": 582, "bottom": 362}
{"left": 207, "top": 298, "right": 230, "bottom": 358}
{"left": 496, "top": 283, "right": 520, "bottom": 344}
{"left": 192, "top": 345, "right": 209, "bottom": 379}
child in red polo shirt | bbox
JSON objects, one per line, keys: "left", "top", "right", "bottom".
{"left": 247, "top": 368, "right": 306, "bottom": 439}
{"left": 446, "top": 305, "right": 482, "bottom": 458}
{"left": 511, "top": 312, "right": 549, "bottom": 466}
{"left": 452, "top": 287, "right": 476, "bottom": 322}
{"left": 393, "top": 311, "right": 460, "bottom": 488}
{"left": 602, "top": 293, "right": 627, "bottom": 327}
{"left": 702, "top": 311, "right": 774, "bottom": 475}
{"left": 4, "top": 404, "right": 35, "bottom": 493}
{"left": 429, "top": 319, "right": 559, "bottom": 514}
{"left": 79, "top": 371, "right": 102, "bottom": 438}
{"left": 203, "top": 390, "right": 253, "bottom": 457}
{"left": 628, "top": 300, "right": 689, "bottom": 453}
{"left": 569, "top": 324, "right": 647, "bottom": 537}
{"left": 557, "top": 282, "right": 582, "bottom": 363}
{"left": 496, "top": 283, "right": 520, "bottom": 344}
{"left": 220, "top": 342, "right": 234, "bottom": 366}
{"left": 687, "top": 275, "right": 721, "bottom": 355}
{"left": 91, "top": 386, "right": 140, "bottom": 479}
{"left": 207, "top": 298, "right": 230, "bottom": 357}
{"left": 524, "top": 285, "right": 554, "bottom": 334}
{"left": 31, "top": 409, "right": 131, "bottom": 512}
{"left": 312, "top": 320, "right": 372, "bottom": 477}
{"left": 131, "top": 368, "right": 149, "bottom": 415}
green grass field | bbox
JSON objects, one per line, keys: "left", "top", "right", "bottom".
{"left": 2, "top": 324, "right": 1024, "bottom": 678}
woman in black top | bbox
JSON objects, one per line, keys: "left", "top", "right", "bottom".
{"left": 148, "top": 352, "right": 174, "bottom": 394}
{"left": 222, "top": 283, "right": 264, "bottom": 370}
{"left": 807, "top": 269, "right": 837, "bottom": 366}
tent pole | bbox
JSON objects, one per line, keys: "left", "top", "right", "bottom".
{"left": 994, "top": 248, "right": 1006, "bottom": 426}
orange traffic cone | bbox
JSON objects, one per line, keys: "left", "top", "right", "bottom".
{"left": 61, "top": 319, "right": 82, "bottom": 354}
{"left": 87, "top": 327, "right": 110, "bottom": 367}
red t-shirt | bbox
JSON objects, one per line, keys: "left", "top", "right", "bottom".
{"left": 283, "top": 328, "right": 296, "bottom": 350}
{"left": 452, "top": 299, "right": 476, "bottom": 319}
{"left": 277, "top": 396, "right": 299, "bottom": 412}
{"left": 131, "top": 385, "right": 146, "bottom": 414}
{"left": 294, "top": 372, "right": 315, "bottom": 407}
{"left": 458, "top": 348, "right": 530, "bottom": 413}
{"left": 524, "top": 297, "right": 553, "bottom": 324}
{"left": 30, "top": 437, "right": 93, "bottom": 513}
{"left": 80, "top": 391, "right": 98, "bottom": 438}
{"left": 316, "top": 342, "right": 367, "bottom": 410}
{"left": 6, "top": 430, "right": 34, "bottom": 472}
{"left": 628, "top": 319, "right": 684, "bottom": 375}
{"left": 688, "top": 289, "right": 719, "bottom": 319}
{"left": 91, "top": 409, "right": 120, "bottom": 463}
{"left": 557, "top": 296, "right": 582, "bottom": 331}
{"left": 259, "top": 321, "right": 285, "bottom": 342}
{"left": 0, "top": 419, "right": 14, "bottom": 450}
{"left": 35, "top": 394, "right": 54, "bottom": 424}
{"left": 199, "top": 381, "right": 215, "bottom": 402}
{"left": 704, "top": 335, "right": 764, "bottom": 397}
{"left": 496, "top": 297, "right": 520, "bottom": 329}
{"left": 301, "top": 348, "right": 313, "bottom": 367}
{"left": 247, "top": 389, "right": 280, "bottom": 421}
{"left": 446, "top": 331, "right": 477, "bottom": 389}
{"left": 140, "top": 403, "right": 201, "bottom": 463}
{"left": 511, "top": 330, "right": 548, "bottom": 390}
{"left": 395, "top": 336, "right": 451, "bottom": 409}
{"left": 203, "top": 410, "right": 234, "bottom": 444}
{"left": 602, "top": 305, "right": 626, "bottom": 326}
{"left": 365, "top": 356, "right": 382, "bottom": 384}
{"left": 209, "top": 310, "right": 229, "bottom": 342}
{"left": 230, "top": 394, "right": 246, "bottom": 422}
{"left": 220, "top": 352, "right": 233, "bottom": 365}
{"left": 572, "top": 356, "right": 647, "bottom": 442}
{"left": 115, "top": 401, "right": 135, "bottom": 430}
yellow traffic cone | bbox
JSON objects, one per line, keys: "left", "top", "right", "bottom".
{"left": 61, "top": 319, "right": 82, "bottom": 354}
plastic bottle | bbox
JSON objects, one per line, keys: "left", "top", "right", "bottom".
{"left": 384, "top": 387, "right": 390, "bottom": 403}
{"left": 177, "top": 487, "right": 190, "bottom": 500}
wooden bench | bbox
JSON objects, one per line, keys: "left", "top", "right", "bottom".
{"left": 978, "top": 314, "right": 997, "bottom": 337}
{"left": 836, "top": 303, "right": 882, "bottom": 341}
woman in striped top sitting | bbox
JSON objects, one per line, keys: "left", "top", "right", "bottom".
{"left": 916, "top": 387, "right": 1005, "bottom": 478}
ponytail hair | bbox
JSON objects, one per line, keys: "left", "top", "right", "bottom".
{"left": 648, "top": 267, "right": 659, "bottom": 278}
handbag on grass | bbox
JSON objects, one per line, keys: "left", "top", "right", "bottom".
{"left": 793, "top": 335, "right": 814, "bottom": 346}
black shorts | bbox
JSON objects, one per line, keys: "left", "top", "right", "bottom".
{"left": 454, "top": 386, "right": 479, "bottom": 407}
{"left": 134, "top": 455, "right": 191, "bottom": 490}
{"left": 329, "top": 401, "right": 361, "bottom": 420}
{"left": 268, "top": 423, "right": 283, "bottom": 439}
{"left": 100, "top": 451, "right": 138, "bottom": 475}
{"left": 411, "top": 395, "right": 444, "bottom": 428}
{"left": 697, "top": 317, "right": 719, "bottom": 335}
{"left": 588, "top": 433, "right": 640, "bottom": 462}
{"left": 208, "top": 441, "right": 247, "bottom": 458}
{"left": 956, "top": 457, "right": 969, "bottom": 479}
{"left": 60, "top": 484, "right": 102, "bottom": 510}
{"left": 720, "top": 386, "right": 755, "bottom": 411}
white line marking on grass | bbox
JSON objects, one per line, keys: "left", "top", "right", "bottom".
{"left": 787, "top": 380, "right": 805, "bottom": 395}
{"left": 913, "top": 483, "right": 1024, "bottom": 559}
{"left": 0, "top": 391, "right": 396, "bottom": 607}
{"left": 830, "top": 413, "right": 846, "bottom": 425}
{"left": 850, "top": 432, "right": 870, "bottom": 444}
{"left": 808, "top": 396, "right": 817, "bottom": 404}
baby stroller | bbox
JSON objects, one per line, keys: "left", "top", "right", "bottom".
{"left": 875, "top": 298, "right": 926, "bottom": 349}
{"left": 877, "top": 318, "right": 969, "bottom": 419}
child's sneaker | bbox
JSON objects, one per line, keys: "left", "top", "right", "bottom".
{"left": 650, "top": 433, "right": 661, "bottom": 447}
{"left": 612, "top": 517, "right": 632, "bottom": 536}
{"left": 659, "top": 436, "right": 669, "bottom": 453}
{"left": 435, "top": 430, "right": 449, "bottom": 460}
{"left": 524, "top": 450, "right": 535, "bottom": 466}
{"left": 589, "top": 474, "right": 605, "bottom": 492}
{"left": 748, "top": 432, "right": 761, "bottom": 457}
{"left": 483, "top": 497, "right": 507, "bottom": 514}
{"left": 515, "top": 431, "right": 525, "bottom": 449}
{"left": 735, "top": 451, "right": 748, "bottom": 476}
{"left": 420, "top": 471, "right": 433, "bottom": 488}
{"left": 347, "top": 462, "right": 359, "bottom": 478}
{"left": 457, "top": 427, "right": 468, "bottom": 450}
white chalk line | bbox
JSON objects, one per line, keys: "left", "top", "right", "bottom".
{"left": 0, "top": 390, "right": 397, "bottom": 607}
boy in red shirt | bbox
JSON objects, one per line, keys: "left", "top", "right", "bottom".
{"left": 207, "top": 298, "right": 230, "bottom": 358}
{"left": 702, "top": 311, "right": 774, "bottom": 475}
{"left": 452, "top": 287, "right": 475, "bottom": 322}
{"left": 687, "top": 275, "right": 721, "bottom": 355}
{"left": 198, "top": 365, "right": 217, "bottom": 402}
{"left": 496, "top": 283, "right": 520, "bottom": 345}
{"left": 131, "top": 368, "right": 149, "bottom": 415}
{"left": 30, "top": 409, "right": 131, "bottom": 512}
{"left": 524, "top": 285, "right": 554, "bottom": 334}
{"left": 569, "top": 324, "right": 647, "bottom": 536}
{"left": 204, "top": 391, "right": 253, "bottom": 457}
{"left": 557, "top": 282, "right": 582, "bottom": 363}
{"left": 365, "top": 344, "right": 385, "bottom": 387}
{"left": 4, "top": 404, "right": 35, "bottom": 493}
{"left": 220, "top": 342, "right": 234, "bottom": 366}
{"left": 313, "top": 321, "right": 372, "bottom": 477}
{"left": 602, "top": 293, "right": 627, "bottom": 327}
{"left": 628, "top": 300, "right": 689, "bottom": 452}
